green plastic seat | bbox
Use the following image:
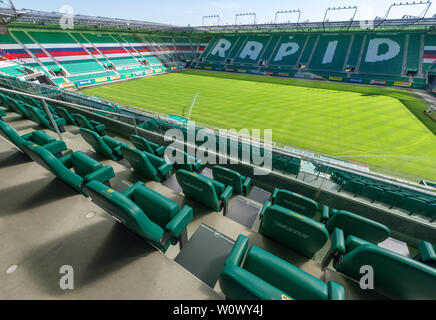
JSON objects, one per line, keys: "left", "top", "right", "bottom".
{"left": 137, "top": 118, "right": 159, "bottom": 131}
{"left": 421, "top": 203, "right": 436, "bottom": 221}
{"left": 270, "top": 188, "right": 318, "bottom": 219}
{"left": 397, "top": 197, "right": 428, "bottom": 215}
{"left": 121, "top": 145, "right": 172, "bottom": 182}
{"left": 219, "top": 234, "right": 345, "bottom": 300}
{"left": 415, "top": 241, "right": 436, "bottom": 268}
{"left": 21, "top": 142, "right": 115, "bottom": 196}
{"left": 327, "top": 233, "right": 436, "bottom": 299}
{"left": 212, "top": 165, "right": 251, "bottom": 196}
{"left": 0, "top": 120, "right": 67, "bottom": 157}
{"left": 259, "top": 202, "right": 329, "bottom": 258}
{"left": 72, "top": 113, "right": 106, "bottom": 136}
{"left": 359, "top": 185, "right": 384, "bottom": 203}
{"left": 86, "top": 180, "right": 193, "bottom": 252}
{"left": 130, "top": 134, "right": 165, "bottom": 156}
{"left": 340, "top": 179, "right": 365, "bottom": 197}
{"left": 22, "top": 104, "right": 66, "bottom": 132}
{"left": 321, "top": 206, "right": 390, "bottom": 244}
{"left": 55, "top": 107, "right": 78, "bottom": 126}
{"left": 378, "top": 190, "right": 405, "bottom": 209}
{"left": 165, "top": 147, "right": 202, "bottom": 172}
{"left": 80, "top": 128, "right": 125, "bottom": 161}
{"left": 8, "top": 98, "right": 30, "bottom": 118}
{"left": 0, "top": 108, "right": 6, "bottom": 120}
{"left": 176, "top": 169, "right": 233, "bottom": 212}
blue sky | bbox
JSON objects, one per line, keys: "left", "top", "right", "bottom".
{"left": 11, "top": 0, "right": 435, "bottom": 26}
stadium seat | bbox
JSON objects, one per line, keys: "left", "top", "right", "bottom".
{"left": 258, "top": 201, "right": 329, "bottom": 258}
{"left": 120, "top": 145, "right": 172, "bottom": 182}
{"left": 414, "top": 241, "right": 436, "bottom": 268}
{"left": 324, "top": 232, "right": 436, "bottom": 299}
{"left": 359, "top": 185, "right": 384, "bottom": 203}
{"left": 0, "top": 120, "right": 67, "bottom": 157}
{"left": 321, "top": 206, "right": 390, "bottom": 244}
{"left": 80, "top": 128, "right": 126, "bottom": 161}
{"left": 166, "top": 147, "right": 202, "bottom": 172}
{"left": 397, "top": 197, "right": 429, "bottom": 215}
{"left": 218, "top": 234, "right": 345, "bottom": 300}
{"left": 130, "top": 134, "right": 165, "bottom": 156}
{"left": 176, "top": 169, "right": 233, "bottom": 212}
{"left": 138, "top": 118, "right": 159, "bottom": 131}
{"left": 8, "top": 98, "right": 30, "bottom": 118}
{"left": 0, "top": 108, "right": 5, "bottom": 120}
{"left": 86, "top": 180, "right": 193, "bottom": 252}
{"left": 72, "top": 113, "right": 106, "bottom": 136}
{"left": 270, "top": 188, "right": 318, "bottom": 219}
{"left": 55, "top": 107, "right": 78, "bottom": 126}
{"left": 212, "top": 166, "right": 251, "bottom": 196}
{"left": 22, "top": 142, "right": 114, "bottom": 196}
{"left": 22, "top": 104, "right": 66, "bottom": 132}
{"left": 378, "top": 190, "right": 405, "bottom": 209}
{"left": 339, "top": 179, "right": 365, "bottom": 197}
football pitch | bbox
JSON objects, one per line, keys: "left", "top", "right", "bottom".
{"left": 82, "top": 70, "right": 436, "bottom": 181}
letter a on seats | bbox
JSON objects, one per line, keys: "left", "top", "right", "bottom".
{"left": 239, "top": 41, "right": 264, "bottom": 60}
{"left": 211, "top": 39, "right": 232, "bottom": 58}
{"left": 274, "top": 42, "right": 299, "bottom": 62}
{"left": 365, "top": 38, "right": 400, "bottom": 63}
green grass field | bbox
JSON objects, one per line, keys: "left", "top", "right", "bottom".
{"left": 82, "top": 70, "right": 436, "bottom": 181}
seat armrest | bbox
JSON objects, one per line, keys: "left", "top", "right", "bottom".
{"left": 242, "top": 177, "right": 252, "bottom": 195}
{"left": 327, "top": 281, "right": 345, "bottom": 300}
{"left": 220, "top": 185, "right": 233, "bottom": 204}
{"left": 271, "top": 188, "right": 279, "bottom": 203}
{"left": 259, "top": 200, "right": 272, "bottom": 219}
{"left": 59, "top": 153, "right": 73, "bottom": 169}
{"left": 331, "top": 228, "right": 345, "bottom": 254}
{"left": 155, "top": 145, "right": 166, "bottom": 157}
{"left": 157, "top": 162, "right": 173, "bottom": 177}
{"left": 320, "top": 205, "right": 330, "bottom": 223}
{"left": 418, "top": 241, "right": 436, "bottom": 262}
{"left": 103, "top": 136, "right": 122, "bottom": 149}
{"left": 225, "top": 234, "right": 249, "bottom": 267}
{"left": 122, "top": 181, "right": 145, "bottom": 199}
{"left": 43, "top": 140, "right": 67, "bottom": 155}
{"left": 165, "top": 205, "right": 193, "bottom": 238}
{"left": 84, "top": 165, "right": 115, "bottom": 185}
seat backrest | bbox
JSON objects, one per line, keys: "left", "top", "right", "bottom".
{"left": 70, "top": 151, "right": 103, "bottom": 177}
{"left": 55, "top": 107, "right": 75, "bottom": 124}
{"left": 0, "top": 120, "right": 24, "bottom": 149}
{"left": 79, "top": 128, "right": 113, "bottom": 159}
{"left": 212, "top": 166, "right": 243, "bottom": 194}
{"left": 326, "top": 210, "right": 390, "bottom": 243}
{"left": 130, "top": 185, "right": 180, "bottom": 228}
{"left": 130, "top": 134, "right": 155, "bottom": 154}
{"left": 272, "top": 189, "right": 318, "bottom": 219}
{"left": 24, "top": 105, "right": 47, "bottom": 126}
{"left": 29, "top": 131, "right": 55, "bottom": 146}
{"left": 176, "top": 169, "right": 221, "bottom": 211}
{"left": 86, "top": 180, "right": 164, "bottom": 244}
{"left": 73, "top": 114, "right": 91, "bottom": 129}
{"left": 260, "top": 204, "right": 329, "bottom": 258}
{"left": 121, "top": 146, "right": 158, "bottom": 179}
{"left": 337, "top": 242, "right": 436, "bottom": 299}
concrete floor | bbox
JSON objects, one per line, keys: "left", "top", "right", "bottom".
{"left": 0, "top": 110, "right": 387, "bottom": 299}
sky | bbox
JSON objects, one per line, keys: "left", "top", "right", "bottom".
{"left": 10, "top": 0, "right": 435, "bottom": 27}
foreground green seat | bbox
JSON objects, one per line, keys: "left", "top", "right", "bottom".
{"left": 80, "top": 128, "right": 126, "bottom": 161}
{"left": 397, "top": 197, "right": 429, "bottom": 215}
{"left": 219, "top": 234, "right": 345, "bottom": 300}
{"left": 0, "top": 120, "right": 67, "bottom": 157}
{"left": 323, "top": 232, "right": 436, "bottom": 299}
{"left": 55, "top": 107, "right": 78, "bottom": 126}
{"left": 23, "top": 104, "right": 66, "bottom": 133}
{"left": 176, "top": 169, "right": 233, "bottom": 213}
{"left": 212, "top": 166, "right": 251, "bottom": 196}
{"left": 166, "top": 147, "right": 202, "bottom": 172}
{"left": 130, "top": 134, "right": 165, "bottom": 156}
{"left": 8, "top": 98, "right": 30, "bottom": 118}
{"left": 259, "top": 202, "right": 329, "bottom": 258}
{"left": 22, "top": 142, "right": 114, "bottom": 196}
{"left": 121, "top": 145, "right": 172, "bottom": 182}
{"left": 270, "top": 188, "right": 318, "bottom": 219}
{"left": 72, "top": 113, "right": 105, "bottom": 136}
{"left": 321, "top": 206, "right": 390, "bottom": 244}
{"left": 86, "top": 180, "right": 193, "bottom": 252}
{"left": 415, "top": 241, "right": 436, "bottom": 268}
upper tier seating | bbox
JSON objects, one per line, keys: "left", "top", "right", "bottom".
{"left": 176, "top": 169, "right": 233, "bottom": 212}
{"left": 270, "top": 188, "right": 318, "bottom": 219}
{"left": 86, "top": 180, "right": 193, "bottom": 252}
{"left": 80, "top": 128, "right": 126, "bottom": 161}
{"left": 321, "top": 206, "right": 390, "bottom": 244}
{"left": 58, "top": 60, "right": 105, "bottom": 75}
{"left": 219, "top": 234, "right": 345, "bottom": 300}
{"left": 212, "top": 165, "right": 251, "bottom": 196}
{"left": 55, "top": 107, "right": 78, "bottom": 126}
{"left": 22, "top": 142, "right": 115, "bottom": 196}
{"left": 326, "top": 232, "right": 436, "bottom": 299}
{"left": 72, "top": 113, "right": 106, "bottom": 136}
{"left": 130, "top": 134, "right": 165, "bottom": 156}
{"left": 259, "top": 201, "right": 329, "bottom": 258}
{"left": 0, "top": 120, "right": 67, "bottom": 157}
{"left": 120, "top": 145, "right": 172, "bottom": 182}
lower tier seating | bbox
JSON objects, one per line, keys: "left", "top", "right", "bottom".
{"left": 72, "top": 113, "right": 106, "bottom": 136}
